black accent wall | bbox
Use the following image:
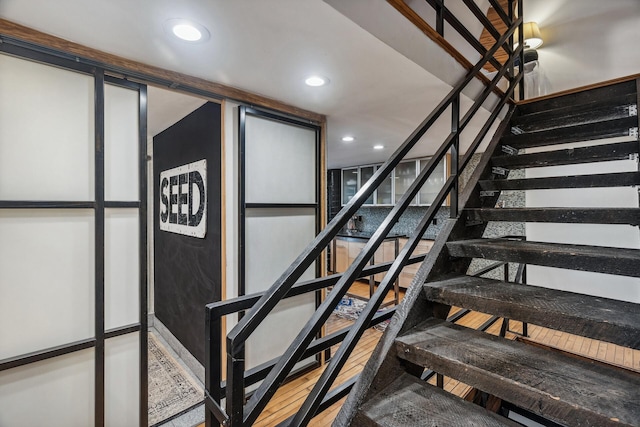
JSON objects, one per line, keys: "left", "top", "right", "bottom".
{"left": 153, "top": 102, "right": 221, "bottom": 364}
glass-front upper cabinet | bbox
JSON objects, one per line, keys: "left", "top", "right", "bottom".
{"left": 342, "top": 168, "right": 358, "bottom": 205}
{"left": 394, "top": 161, "right": 417, "bottom": 204}
{"left": 376, "top": 166, "right": 392, "bottom": 205}
{"left": 359, "top": 166, "right": 375, "bottom": 205}
{"left": 419, "top": 156, "right": 446, "bottom": 205}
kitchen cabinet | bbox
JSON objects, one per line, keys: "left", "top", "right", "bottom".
{"left": 360, "top": 166, "right": 375, "bottom": 205}
{"left": 394, "top": 160, "right": 417, "bottom": 204}
{"left": 376, "top": 168, "right": 393, "bottom": 205}
{"left": 398, "top": 238, "right": 434, "bottom": 288}
{"left": 334, "top": 238, "right": 349, "bottom": 273}
{"left": 419, "top": 157, "right": 446, "bottom": 205}
{"left": 342, "top": 168, "right": 358, "bottom": 205}
{"left": 341, "top": 156, "right": 448, "bottom": 206}
{"left": 373, "top": 240, "right": 397, "bottom": 282}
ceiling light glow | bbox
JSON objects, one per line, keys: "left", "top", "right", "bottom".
{"left": 342, "top": 136, "right": 355, "bottom": 142}
{"left": 173, "top": 24, "right": 202, "bottom": 41}
{"left": 373, "top": 144, "right": 384, "bottom": 150}
{"left": 164, "top": 19, "right": 210, "bottom": 43}
{"left": 305, "top": 76, "right": 329, "bottom": 87}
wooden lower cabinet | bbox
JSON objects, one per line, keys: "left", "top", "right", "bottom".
{"left": 373, "top": 240, "right": 397, "bottom": 282}
{"left": 332, "top": 237, "right": 434, "bottom": 288}
{"left": 334, "top": 238, "right": 349, "bottom": 273}
{"left": 398, "top": 238, "right": 434, "bottom": 288}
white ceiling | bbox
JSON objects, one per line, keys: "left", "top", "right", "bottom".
{"left": 1, "top": 1, "right": 638, "bottom": 168}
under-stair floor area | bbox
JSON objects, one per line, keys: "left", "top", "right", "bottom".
{"left": 199, "top": 281, "right": 640, "bottom": 426}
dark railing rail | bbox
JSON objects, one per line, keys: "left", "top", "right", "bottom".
{"left": 206, "top": 1, "right": 524, "bottom": 425}
{"left": 204, "top": 257, "right": 424, "bottom": 426}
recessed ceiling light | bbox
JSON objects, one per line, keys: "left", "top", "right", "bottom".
{"left": 173, "top": 24, "right": 202, "bottom": 41}
{"left": 373, "top": 144, "right": 384, "bottom": 150}
{"left": 341, "top": 136, "right": 355, "bottom": 142}
{"left": 305, "top": 75, "right": 329, "bottom": 87}
{"left": 164, "top": 19, "right": 210, "bottom": 43}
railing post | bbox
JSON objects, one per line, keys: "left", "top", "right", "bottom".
{"left": 226, "top": 344, "right": 245, "bottom": 427}
{"left": 205, "top": 308, "right": 222, "bottom": 426}
{"left": 435, "top": 0, "right": 445, "bottom": 36}
{"left": 518, "top": 0, "right": 525, "bottom": 100}
{"left": 450, "top": 93, "right": 460, "bottom": 219}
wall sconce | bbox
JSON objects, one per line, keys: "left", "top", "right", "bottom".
{"left": 515, "top": 21, "right": 544, "bottom": 50}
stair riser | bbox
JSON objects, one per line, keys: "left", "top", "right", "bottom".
{"left": 446, "top": 243, "right": 640, "bottom": 278}
{"left": 479, "top": 171, "right": 640, "bottom": 191}
{"left": 491, "top": 141, "right": 639, "bottom": 169}
{"left": 501, "top": 116, "right": 637, "bottom": 149}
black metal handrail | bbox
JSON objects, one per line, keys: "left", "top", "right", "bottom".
{"left": 204, "top": 257, "right": 425, "bottom": 426}
{"left": 207, "top": 1, "right": 525, "bottom": 425}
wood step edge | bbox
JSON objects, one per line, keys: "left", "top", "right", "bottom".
{"left": 395, "top": 319, "right": 640, "bottom": 427}
{"left": 462, "top": 207, "right": 640, "bottom": 226}
{"left": 356, "top": 372, "right": 521, "bottom": 427}
{"left": 491, "top": 140, "right": 639, "bottom": 168}
{"left": 422, "top": 275, "right": 640, "bottom": 349}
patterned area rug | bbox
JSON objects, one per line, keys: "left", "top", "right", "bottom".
{"left": 333, "top": 297, "right": 390, "bottom": 331}
{"left": 148, "top": 333, "right": 204, "bottom": 426}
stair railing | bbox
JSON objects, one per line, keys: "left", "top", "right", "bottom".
{"left": 207, "top": 1, "right": 524, "bottom": 425}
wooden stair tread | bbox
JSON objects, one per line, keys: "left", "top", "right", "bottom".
{"left": 446, "top": 238, "right": 640, "bottom": 277}
{"left": 491, "top": 141, "right": 638, "bottom": 169}
{"left": 423, "top": 275, "right": 640, "bottom": 349}
{"left": 511, "top": 93, "right": 637, "bottom": 132}
{"left": 354, "top": 372, "right": 519, "bottom": 427}
{"left": 500, "top": 116, "right": 637, "bottom": 149}
{"left": 479, "top": 171, "right": 640, "bottom": 191}
{"left": 395, "top": 319, "right": 640, "bottom": 427}
{"left": 516, "top": 80, "right": 637, "bottom": 116}
{"left": 463, "top": 207, "right": 640, "bottom": 225}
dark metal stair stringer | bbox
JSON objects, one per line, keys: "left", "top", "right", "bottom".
{"left": 333, "top": 105, "right": 516, "bottom": 427}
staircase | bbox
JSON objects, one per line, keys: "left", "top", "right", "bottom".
{"left": 336, "top": 80, "right": 640, "bottom": 426}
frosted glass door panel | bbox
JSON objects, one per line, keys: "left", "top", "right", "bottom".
{"left": 419, "top": 157, "right": 446, "bottom": 205}
{"left": 244, "top": 208, "right": 317, "bottom": 291}
{"left": 105, "top": 333, "right": 139, "bottom": 427}
{"left": 245, "top": 115, "right": 316, "bottom": 204}
{"left": 376, "top": 167, "right": 392, "bottom": 205}
{"left": 0, "top": 349, "right": 94, "bottom": 427}
{"left": 105, "top": 84, "right": 139, "bottom": 201}
{"left": 395, "top": 161, "right": 417, "bottom": 204}
{"left": 105, "top": 209, "right": 140, "bottom": 330}
{"left": 360, "top": 166, "right": 375, "bottom": 205}
{"left": 245, "top": 293, "right": 316, "bottom": 369}
{"left": 0, "top": 54, "right": 94, "bottom": 201}
{"left": 342, "top": 168, "right": 358, "bottom": 205}
{"left": 0, "top": 210, "right": 94, "bottom": 360}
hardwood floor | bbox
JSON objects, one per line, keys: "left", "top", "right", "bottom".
{"left": 199, "top": 281, "right": 640, "bottom": 426}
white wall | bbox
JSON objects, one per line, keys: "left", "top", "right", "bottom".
{"left": 525, "top": 137, "right": 640, "bottom": 303}
{"left": 524, "top": 0, "right": 640, "bottom": 94}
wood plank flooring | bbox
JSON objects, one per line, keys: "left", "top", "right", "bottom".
{"left": 199, "top": 282, "right": 639, "bottom": 426}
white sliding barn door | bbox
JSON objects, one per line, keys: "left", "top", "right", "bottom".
{"left": 0, "top": 50, "right": 146, "bottom": 427}
{"left": 240, "top": 108, "right": 320, "bottom": 374}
